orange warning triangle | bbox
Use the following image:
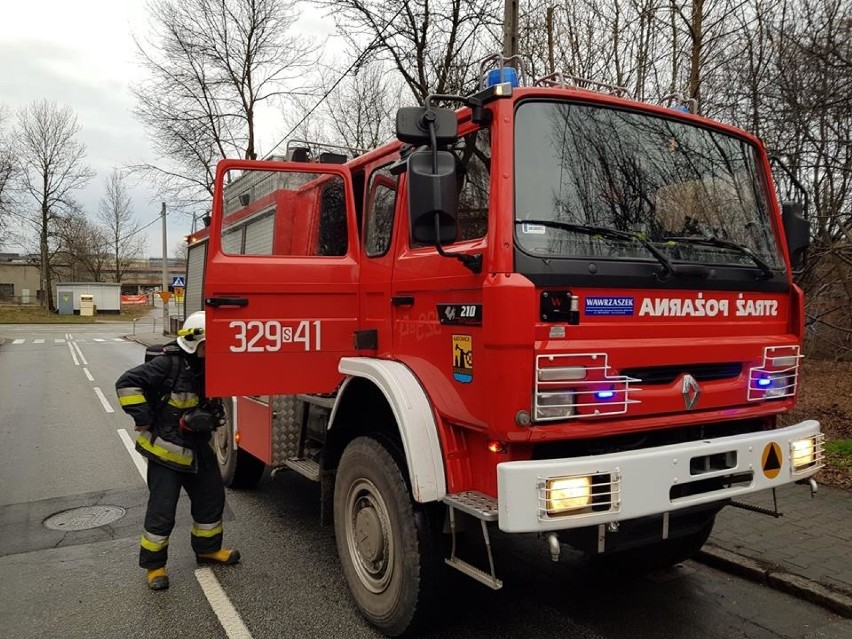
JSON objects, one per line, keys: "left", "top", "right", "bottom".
{"left": 762, "top": 442, "right": 782, "bottom": 479}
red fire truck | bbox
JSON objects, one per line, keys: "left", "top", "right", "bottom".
{"left": 185, "top": 58, "right": 821, "bottom": 636}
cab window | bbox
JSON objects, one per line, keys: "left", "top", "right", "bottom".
{"left": 364, "top": 165, "right": 399, "bottom": 257}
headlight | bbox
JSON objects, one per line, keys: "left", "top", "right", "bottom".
{"left": 791, "top": 438, "right": 816, "bottom": 470}
{"left": 546, "top": 476, "right": 592, "bottom": 514}
{"left": 535, "top": 391, "right": 575, "bottom": 420}
{"left": 764, "top": 373, "right": 795, "bottom": 399}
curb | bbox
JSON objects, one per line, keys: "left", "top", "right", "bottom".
{"left": 697, "top": 544, "right": 852, "bottom": 619}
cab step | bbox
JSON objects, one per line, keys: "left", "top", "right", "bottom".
{"left": 284, "top": 458, "right": 321, "bottom": 481}
{"left": 445, "top": 555, "right": 503, "bottom": 590}
{"left": 442, "top": 491, "right": 502, "bottom": 590}
{"left": 443, "top": 491, "right": 498, "bottom": 521}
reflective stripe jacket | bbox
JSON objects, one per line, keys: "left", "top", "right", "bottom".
{"left": 115, "top": 343, "right": 208, "bottom": 472}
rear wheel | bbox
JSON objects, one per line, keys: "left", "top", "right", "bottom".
{"left": 214, "top": 399, "right": 265, "bottom": 489}
{"left": 334, "top": 436, "right": 439, "bottom": 637}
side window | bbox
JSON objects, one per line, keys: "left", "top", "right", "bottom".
{"left": 364, "top": 165, "right": 399, "bottom": 257}
{"left": 220, "top": 170, "right": 349, "bottom": 257}
{"left": 316, "top": 180, "right": 348, "bottom": 256}
{"left": 456, "top": 129, "right": 491, "bottom": 240}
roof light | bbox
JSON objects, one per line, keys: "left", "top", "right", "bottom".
{"left": 486, "top": 67, "right": 519, "bottom": 88}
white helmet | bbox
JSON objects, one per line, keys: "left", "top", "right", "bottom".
{"left": 177, "top": 311, "right": 206, "bottom": 354}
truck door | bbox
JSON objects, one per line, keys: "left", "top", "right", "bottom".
{"left": 205, "top": 160, "right": 360, "bottom": 397}
{"left": 359, "top": 162, "right": 402, "bottom": 355}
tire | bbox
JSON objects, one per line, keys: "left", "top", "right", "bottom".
{"left": 214, "top": 399, "right": 265, "bottom": 489}
{"left": 334, "top": 436, "right": 440, "bottom": 637}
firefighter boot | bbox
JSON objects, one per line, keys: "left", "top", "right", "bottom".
{"left": 146, "top": 567, "right": 169, "bottom": 591}
{"left": 196, "top": 548, "right": 241, "bottom": 566}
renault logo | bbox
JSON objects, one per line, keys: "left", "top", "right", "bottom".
{"left": 682, "top": 374, "right": 701, "bottom": 410}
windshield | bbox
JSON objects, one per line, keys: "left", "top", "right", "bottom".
{"left": 514, "top": 101, "right": 783, "bottom": 269}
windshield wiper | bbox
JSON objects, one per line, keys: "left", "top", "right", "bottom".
{"left": 516, "top": 219, "right": 677, "bottom": 278}
{"left": 663, "top": 236, "right": 775, "bottom": 279}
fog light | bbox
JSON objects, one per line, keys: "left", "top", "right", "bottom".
{"left": 546, "top": 476, "right": 592, "bottom": 514}
{"left": 791, "top": 438, "right": 815, "bottom": 470}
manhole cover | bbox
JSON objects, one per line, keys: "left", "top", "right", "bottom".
{"left": 44, "top": 505, "right": 126, "bottom": 531}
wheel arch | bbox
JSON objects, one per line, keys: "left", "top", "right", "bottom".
{"left": 326, "top": 357, "right": 447, "bottom": 503}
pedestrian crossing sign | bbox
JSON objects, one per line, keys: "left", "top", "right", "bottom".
{"left": 171, "top": 276, "right": 185, "bottom": 288}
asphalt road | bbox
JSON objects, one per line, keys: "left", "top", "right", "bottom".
{"left": 1, "top": 323, "right": 851, "bottom": 639}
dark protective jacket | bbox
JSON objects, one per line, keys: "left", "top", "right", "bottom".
{"left": 115, "top": 343, "right": 209, "bottom": 473}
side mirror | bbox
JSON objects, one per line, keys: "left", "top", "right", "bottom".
{"left": 781, "top": 201, "right": 810, "bottom": 270}
{"left": 407, "top": 149, "right": 458, "bottom": 245}
{"left": 396, "top": 107, "right": 457, "bottom": 145}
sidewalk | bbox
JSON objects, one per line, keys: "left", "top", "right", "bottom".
{"left": 122, "top": 325, "right": 852, "bottom": 619}
{"left": 700, "top": 481, "right": 852, "bottom": 617}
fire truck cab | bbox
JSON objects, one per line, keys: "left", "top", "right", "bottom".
{"left": 185, "top": 60, "right": 820, "bottom": 636}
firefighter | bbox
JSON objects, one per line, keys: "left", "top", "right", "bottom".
{"left": 116, "top": 311, "right": 240, "bottom": 591}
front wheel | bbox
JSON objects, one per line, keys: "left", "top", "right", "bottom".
{"left": 334, "top": 436, "right": 439, "bottom": 637}
{"left": 214, "top": 399, "right": 265, "bottom": 489}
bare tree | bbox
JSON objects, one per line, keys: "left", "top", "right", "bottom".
{"left": 0, "top": 105, "right": 17, "bottom": 247}
{"left": 55, "top": 212, "right": 111, "bottom": 282}
{"left": 282, "top": 61, "right": 406, "bottom": 153}
{"left": 98, "top": 169, "right": 145, "bottom": 282}
{"left": 321, "top": 0, "right": 503, "bottom": 103}
{"left": 174, "top": 239, "right": 188, "bottom": 262}
{"left": 15, "top": 100, "right": 94, "bottom": 310}
{"left": 132, "top": 0, "right": 317, "bottom": 213}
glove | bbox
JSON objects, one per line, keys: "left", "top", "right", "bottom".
{"left": 180, "top": 409, "right": 216, "bottom": 434}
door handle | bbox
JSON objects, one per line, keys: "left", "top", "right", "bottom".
{"left": 205, "top": 296, "right": 249, "bottom": 308}
{"left": 391, "top": 295, "right": 415, "bottom": 307}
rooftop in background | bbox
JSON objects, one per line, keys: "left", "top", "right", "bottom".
{"left": 144, "top": 257, "right": 185, "bottom": 268}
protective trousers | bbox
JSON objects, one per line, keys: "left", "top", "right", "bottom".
{"left": 139, "top": 444, "right": 226, "bottom": 569}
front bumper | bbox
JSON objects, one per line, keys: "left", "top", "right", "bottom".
{"left": 497, "top": 419, "right": 822, "bottom": 533}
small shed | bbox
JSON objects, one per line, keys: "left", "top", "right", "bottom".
{"left": 54, "top": 282, "right": 122, "bottom": 314}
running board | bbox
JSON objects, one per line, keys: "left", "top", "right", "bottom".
{"left": 284, "top": 458, "right": 321, "bottom": 481}
{"left": 445, "top": 555, "right": 502, "bottom": 590}
{"left": 443, "top": 492, "right": 502, "bottom": 590}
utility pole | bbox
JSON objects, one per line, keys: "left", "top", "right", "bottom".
{"left": 502, "top": 0, "right": 519, "bottom": 60}
{"left": 161, "top": 202, "right": 169, "bottom": 336}
{"left": 546, "top": 6, "right": 555, "bottom": 75}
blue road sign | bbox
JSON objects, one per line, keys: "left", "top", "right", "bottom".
{"left": 171, "top": 276, "right": 185, "bottom": 288}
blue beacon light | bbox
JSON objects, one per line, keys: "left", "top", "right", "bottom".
{"left": 596, "top": 390, "right": 616, "bottom": 400}
{"left": 756, "top": 377, "right": 772, "bottom": 388}
{"left": 486, "top": 67, "right": 519, "bottom": 88}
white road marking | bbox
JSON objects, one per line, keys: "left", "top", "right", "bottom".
{"left": 83, "top": 368, "right": 94, "bottom": 381}
{"left": 54, "top": 338, "right": 65, "bottom": 343}
{"left": 67, "top": 342, "right": 79, "bottom": 366}
{"left": 12, "top": 339, "right": 24, "bottom": 345}
{"left": 195, "top": 568, "right": 254, "bottom": 639}
{"left": 71, "top": 341, "right": 89, "bottom": 365}
{"left": 94, "top": 338, "right": 105, "bottom": 342}
{"left": 33, "top": 339, "right": 45, "bottom": 344}
{"left": 94, "top": 387, "right": 115, "bottom": 413}
{"left": 116, "top": 429, "right": 147, "bottom": 482}
{"left": 112, "top": 338, "right": 123, "bottom": 342}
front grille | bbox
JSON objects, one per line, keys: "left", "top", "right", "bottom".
{"left": 621, "top": 362, "right": 742, "bottom": 385}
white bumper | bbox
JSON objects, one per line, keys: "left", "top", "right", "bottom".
{"left": 497, "top": 420, "right": 822, "bottom": 533}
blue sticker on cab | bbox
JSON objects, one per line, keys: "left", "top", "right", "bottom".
{"left": 584, "top": 296, "right": 635, "bottom": 316}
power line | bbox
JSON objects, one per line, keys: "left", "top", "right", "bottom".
{"left": 266, "top": 4, "right": 407, "bottom": 157}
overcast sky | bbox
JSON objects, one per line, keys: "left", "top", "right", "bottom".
{"left": 0, "top": 0, "right": 332, "bottom": 258}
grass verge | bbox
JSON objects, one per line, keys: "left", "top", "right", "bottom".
{"left": 825, "top": 440, "right": 852, "bottom": 473}
{"left": 0, "top": 304, "right": 154, "bottom": 323}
